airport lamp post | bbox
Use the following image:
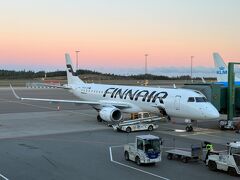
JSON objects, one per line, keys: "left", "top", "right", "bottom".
{"left": 75, "top": 50, "right": 80, "bottom": 72}
{"left": 144, "top": 54, "right": 148, "bottom": 86}
{"left": 190, "top": 56, "right": 194, "bottom": 80}
{"left": 145, "top": 54, "right": 148, "bottom": 75}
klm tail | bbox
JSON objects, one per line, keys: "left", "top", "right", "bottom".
{"left": 65, "top": 53, "right": 85, "bottom": 85}
{"left": 213, "top": 52, "right": 228, "bottom": 82}
{"left": 213, "top": 52, "right": 240, "bottom": 82}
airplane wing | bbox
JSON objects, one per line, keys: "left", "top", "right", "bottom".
{"left": 10, "top": 85, "right": 130, "bottom": 108}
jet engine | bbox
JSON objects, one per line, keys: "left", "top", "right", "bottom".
{"left": 99, "top": 107, "right": 122, "bottom": 122}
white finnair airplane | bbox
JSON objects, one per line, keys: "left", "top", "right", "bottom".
{"left": 10, "top": 54, "right": 219, "bottom": 124}
{"left": 213, "top": 52, "right": 240, "bottom": 85}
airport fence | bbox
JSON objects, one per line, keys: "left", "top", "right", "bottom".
{"left": 26, "top": 82, "right": 59, "bottom": 88}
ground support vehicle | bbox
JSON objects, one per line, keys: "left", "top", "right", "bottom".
{"left": 124, "top": 135, "right": 162, "bottom": 165}
{"left": 112, "top": 112, "right": 162, "bottom": 133}
{"left": 166, "top": 144, "right": 202, "bottom": 163}
{"left": 112, "top": 122, "right": 158, "bottom": 133}
{"left": 218, "top": 118, "right": 240, "bottom": 132}
{"left": 207, "top": 141, "right": 240, "bottom": 176}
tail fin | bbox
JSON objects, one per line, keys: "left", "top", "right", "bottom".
{"left": 213, "top": 52, "right": 240, "bottom": 82}
{"left": 213, "top": 52, "right": 228, "bottom": 82}
{"left": 65, "top": 53, "right": 85, "bottom": 85}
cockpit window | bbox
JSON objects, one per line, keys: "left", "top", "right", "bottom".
{"left": 188, "top": 97, "right": 195, "bottom": 102}
{"left": 195, "top": 97, "right": 207, "bottom": 102}
{"left": 188, "top": 97, "right": 207, "bottom": 102}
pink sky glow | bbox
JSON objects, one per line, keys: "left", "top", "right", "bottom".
{"left": 0, "top": 0, "right": 240, "bottom": 73}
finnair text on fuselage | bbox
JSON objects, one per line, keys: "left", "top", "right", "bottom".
{"left": 103, "top": 88, "right": 167, "bottom": 103}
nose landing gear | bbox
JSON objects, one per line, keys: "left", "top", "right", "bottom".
{"left": 185, "top": 125, "right": 193, "bottom": 132}
{"left": 185, "top": 119, "right": 193, "bottom": 132}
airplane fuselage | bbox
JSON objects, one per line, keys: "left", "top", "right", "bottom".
{"left": 69, "top": 83, "right": 219, "bottom": 120}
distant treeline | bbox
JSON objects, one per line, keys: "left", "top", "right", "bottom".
{"left": 0, "top": 70, "right": 64, "bottom": 79}
{"left": 0, "top": 69, "right": 216, "bottom": 80}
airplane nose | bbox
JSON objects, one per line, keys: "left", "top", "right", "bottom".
{"left": 208, "top": 109, "right": 219, "bottom": 119}
{"left": 204, "top": 105, "right": 220, "bottom": 119}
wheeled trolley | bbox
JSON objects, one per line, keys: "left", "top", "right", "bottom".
{"left": 166, "top": 145, "right": 202, "bottom": 163}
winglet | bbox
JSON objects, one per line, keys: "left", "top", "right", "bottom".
{"left": 201, "top": 77, "right": 206, "bottom": 83}
{"left": 10, "top": 84, "right": 21, "bottom": 100}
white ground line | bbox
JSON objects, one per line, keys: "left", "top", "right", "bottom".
{"left": 0, "top": 98, "right": 96, "bottom": 117}
{"left": 179, "top": 131, "right": 239, "bottom": 141}
{"left": 0, "top": 99, "right": 58, "bottom": 111}
{"left": 109, "top": 146, "right": 170, "bottom": 180}
{"left": 156, "top": 129, "right": 239, "bottom": 142}
{"left": 0, "top": 173, "right": 9, "bottom": 180}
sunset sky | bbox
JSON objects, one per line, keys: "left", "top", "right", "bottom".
{"left": 0, "top": 0, "right": 240, "bottom": 75}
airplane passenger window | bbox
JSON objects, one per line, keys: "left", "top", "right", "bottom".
{"left": 188, "top": 97, "right": 195, "bottom": 102}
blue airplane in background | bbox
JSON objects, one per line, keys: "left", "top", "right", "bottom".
{"left": 213, "top": 52, "right": 240, "bottom": 86}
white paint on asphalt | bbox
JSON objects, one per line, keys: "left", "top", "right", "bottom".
{"left": 0, "top": 98, "right": 96, "bottom": 117}
{"left": 109, "top": 146, "right": 170, "bottom": 180}
{"left": 0, "top": 173, "right": 9, "bottom": 180}
{"left": 109, "top": 146, "right": 113, "bottom": 161}
{"left": 155, "top": 129, "right": 239, "bottom": 143}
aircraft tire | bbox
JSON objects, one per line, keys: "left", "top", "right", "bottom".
{"left": 167, "top": 116, "right": 171, "bottom": 121}
{"left": 186, "top": 126, "right": 193, "bottom": 132}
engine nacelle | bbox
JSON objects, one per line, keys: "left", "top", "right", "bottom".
{"left": 99, "top": 107, "right": 122, "bottom": 122}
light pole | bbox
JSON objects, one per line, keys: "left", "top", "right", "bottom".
{"left": 145, "top": 54, "right": 148, "bottom": 75}
{"left": 144, "top": 54, "right": 149, "bottom": 86}
{"left": 190, "top": 56, "right": 194, "bottom": 80}
{"left": 75, "top": 50, "right": 80, "bottom": 71}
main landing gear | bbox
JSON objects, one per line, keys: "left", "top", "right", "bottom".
{"left": 97, "top": 115, "right": 103, "bottom": 122}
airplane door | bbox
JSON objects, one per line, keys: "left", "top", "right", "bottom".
{"left": 174, "top": 95, "right": 181, "bottom": 110}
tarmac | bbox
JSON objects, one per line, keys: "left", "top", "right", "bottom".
{"left": 0, "top": 88, "right": 238, "bottom": 180}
